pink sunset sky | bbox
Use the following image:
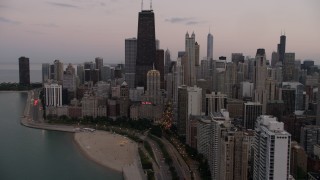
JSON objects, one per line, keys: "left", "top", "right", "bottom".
{"left": 0, "top": 0, "right": 319, "bottom": 64}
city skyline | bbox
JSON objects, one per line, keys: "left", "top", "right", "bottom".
{"left": 0, "top": 0, "right": 320, "bottom": 64}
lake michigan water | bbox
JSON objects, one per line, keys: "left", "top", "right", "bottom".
{"left": 0, "top": 63, "right": 121, "bottom": 179}
{"left": 0, "top": 63, "right": 42, "bottom": 83}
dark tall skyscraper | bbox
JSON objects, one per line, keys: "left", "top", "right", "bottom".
{"left": 19, "top": 56, "right": 30, "bottom": 85}
{"left": 135, "top": 10, "right": 156, "bottom": 88}
{"left": 277, "top": 34, "right": 286, "bottom": 62}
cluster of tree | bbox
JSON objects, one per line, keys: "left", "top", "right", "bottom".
{"left": 148, "top": 134, "right": 179, "bottom": 180}
{"left": 48, "top": 115, "right": 153, "bottom": 132}
{"left": 197, "top": 154, "right": 211, "bottom": 180}
{"left": 144, "top": 141, "right": 156, "bottom": 162}
{"left": 0, "top": 82, "right": 42, "bottom": 91}
{"left": 150, "top": 125, "right": 162, "bottom": 137}
{"left": 106, "top": 127, "right": 143, "bottom": 143}
{"left": 138, "top": 148, "right": 154, "bottom": 180}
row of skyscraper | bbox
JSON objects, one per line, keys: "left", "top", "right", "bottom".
{"left": 17, "top": 5, "right": 320, "bottom": 180}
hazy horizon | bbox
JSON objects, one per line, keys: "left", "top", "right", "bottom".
{"left": 1, "top": 0, "right": 319, "bottom": 64}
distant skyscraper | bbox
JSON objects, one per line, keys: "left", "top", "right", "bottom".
{"left": 155, "top": 49, "right": 164, "bottom": 89}
{"left": 101, "top": 65, "right": 111, "bottom": 82}
{"left": 146, "top": 68, "right": 161, "bottom": 104}
{"left": 207, "top": 32, "right": 213, "bottom": 60}
{"left": 77, "top": 65, "right": 84, "bottom": 85}
{"left": 317, "top": 79, "right": 320, "bottom": 125}
{"left": 125, "top": 38, "right": 137, "bottom": 88}
{"left": 271, "top": 51, "right": 279, "bottom": 67}
{"left": 95, "top": 57, "right": 103, "bottom": 70}
{"left": 164, "top": 49, "right": 171, "bottom": 75}
{"left": 19, "top": 56, "right": 30, "bottom": 85}
{"left": 253, "top": 115, "right": 291, "bottom": 180}
{"left": 253, "top": 49, "right": 267, "bottom": 113}
{"left": 95, "top": 57, "right": 103, "bottom": 79}
{"left": 184, "top": 32, "right": 197, "bottom": 86}
{"left": 42, "top": 63, "right": 50, "bottom": 84}
{"left": 231, "top": 53, "right": 244, "bottom": 64}
{"left": 277, "top": 34, "right": 286, "bottom": 62}
{"left": 84, "top": 62, "right": 95, "bottom": 70}
{"left": 300, "top": 125, "right": 320, "bottom": 155}
{"left": 283, "top": 53, "right": 295, "bottom": 81}
{"left": 135, "top": 10, "right": 156, "bottom": 88}
{"left": 54, "top": 60, "right": 64, "bottom": 83}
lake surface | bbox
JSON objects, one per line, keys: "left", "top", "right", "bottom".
{"left": 0, "top": 92, "right": 122, "bottom": 180}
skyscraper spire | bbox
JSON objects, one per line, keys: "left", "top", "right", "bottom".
{"left": 141, "top": 0, "right": 143, "bottom": 11}
{"left": 150, "top": 0, "right": 152, "bottom": 10}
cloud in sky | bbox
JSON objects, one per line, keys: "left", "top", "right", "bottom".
{"left": 0, "top": 17, "right": 21, "bottom": 25}
{"left": 165, "top": 17, "right": 205, "bottom": 25}
{"left": 33, "top": 23, "right": 59, "bottom": 28}
{"left": 47, "top": 2, "right": 79, "bottom": 8}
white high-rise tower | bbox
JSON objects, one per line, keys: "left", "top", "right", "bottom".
{"left": 253, "top": 115, "right": 291, "bottom": 180}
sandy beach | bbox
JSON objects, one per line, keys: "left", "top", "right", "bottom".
{"left": 74, "top": 130, "right": 139, "bottom": 172}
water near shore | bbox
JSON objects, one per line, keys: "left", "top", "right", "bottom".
{"left": 0, "top": 92, "right": 122, "bottom": 180}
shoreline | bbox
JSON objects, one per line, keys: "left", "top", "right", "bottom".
{"left": 74, "top": 131, "right": 144, "bottom": 180}
{"left": 19, "top": 90, "right": 144, "bottom": 179}
{"left": 0, "top": 90, "right": 29, "bottom": 93}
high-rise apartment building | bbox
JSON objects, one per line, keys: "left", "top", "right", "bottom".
{"left": 300, "top": 125, "right": 320, "bottom": 155}
{"left": 243, "top": 102, "right": 262, "bottom": 130}
{"left": 125, "top": 38, "right": 137, "bottom": 88}
{"left": 19, "top": 56, "right": 30, "bottom": 85}
{"left": 282, "top": 82, "right": 304, "bottom": 114}
{"left": 44, "top": 83, "right": 62, "bottom": 107}
{"left": 135, "top": 10, "right": 156, "bottom": 88}
{"left": 207, "top": 32, "right": 213, "bottom": 60}
{"left": 205, "top": 92, "right": 227, "bottom": 116}
{"left": 177, "top": 85, "right": 202, "bottom": 137}
{"left": 219, "top": 131, "right": 253, "bottom": 180}
{"left": 253, "top": 115, "right": 291, "bottom": 180}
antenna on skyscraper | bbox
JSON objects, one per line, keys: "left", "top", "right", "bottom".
{"left": 141, "top": 0, "right": 143, "bottom": 11}
{"left": 150, "top": 0, "right": 152, "bottom": 10}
